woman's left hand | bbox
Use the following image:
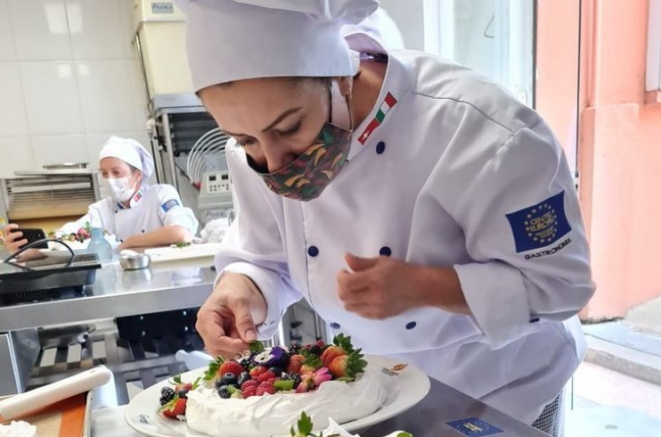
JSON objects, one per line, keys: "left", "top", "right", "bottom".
{"left": 337, "top": 253, "right": 469, "bottom": 319}
{"left": 337, "top": 254, "right": 427, "bottom": 319}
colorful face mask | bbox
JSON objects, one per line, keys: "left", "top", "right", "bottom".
{"left": 248, "top": 82, "right": 353, "bottom": 202}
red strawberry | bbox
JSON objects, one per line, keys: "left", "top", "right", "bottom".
{"left": 241, "top": 380, "right": 258, "bottom": 391}
{"left": 316, "top": 340, "right": 325, "bottom": 348}
{"left": 299, "top": 363, "right": 318, "bottom": 375}
{"left": 287, "top": 354, "right": 305, "bottom": 374}
{"left": 256, "top": 382, "right": 275, "bottom": 396}
{"left": 174, "top": 382, "right": 192, "bottom": 392}
{"left": 219, "top": 360, "right": 244, "bottom": 377}
{"left": 328, "top": 351, "right": 367, "bottom": 380}
{"left": 243, "top": 385, "right": 257, "bottom": 397}
{"left": 161, "top": 398, "right": 187, "bottom": 419}
{"left": 320, "top": 346, "right": 347, "bottom": 367}
{"left": 320, "top": 334, "right": 354, "bottom": 366}
{"left": 249, "top": 365, "right": 268, "bottom": 379}
{"left": 256, "top": 370, "right": 276, "bottom": 384}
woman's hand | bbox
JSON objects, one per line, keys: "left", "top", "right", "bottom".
{"left": 196, "top": 272, "right": 268, "bottom": 357}
{"left": 337, "top": 253, "right": 470, "bottom": 319}
{"left": 2, "top": 224, "right": 27, "bottom": 254}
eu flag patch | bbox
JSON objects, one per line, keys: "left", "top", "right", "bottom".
{"left": 161, "top": 199, "right": 180, "bottom": 213}
{"left": 446, "top": 417, "right": 503, "bottom": 436}
{"left": 506, "top": 191, "right": 571, "bottom": 253}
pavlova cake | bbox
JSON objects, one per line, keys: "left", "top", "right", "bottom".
{"left": 158, "top": 335, "right": 387, "bottom": 436}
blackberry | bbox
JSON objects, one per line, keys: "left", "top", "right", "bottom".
{"left": 289, "top": 343, "right": 302, "bottom": 354}
{"left": 268, "top": 367, "right": 283, "bottom": 377}
{"left": 159, "top": 387, "right": 175, "bottom": 405}
{"left": 239, "top": 357, "right": 253, "bottom": 370}
{"left": 292, "top": 374, "right": 302, "bottom": 389}
{"left": 310, "top": 345, "right": 322, "bottom": 355}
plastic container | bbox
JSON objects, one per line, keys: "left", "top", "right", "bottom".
{"left": 87, "top": 228, "right": 113, "bottom": 262}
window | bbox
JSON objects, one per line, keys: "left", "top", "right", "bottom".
{"left": 424, "top": 0, "right": 535, "bottom": 107}
{"left": 646, "top": 0, "right": 661, "bottom": 101}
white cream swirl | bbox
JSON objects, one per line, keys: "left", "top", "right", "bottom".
{"left": 186, "top": 370, "right": 386, "bottom": 437}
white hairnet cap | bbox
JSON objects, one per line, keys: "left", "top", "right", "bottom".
{"left": 342, "top": 7, "right": 405, "bottom": 50}
{"left": 99, "top": 136, "right": 155, "bottom": 179}
{"left": 175, "top": 0, "right": 379, "bottom": 92}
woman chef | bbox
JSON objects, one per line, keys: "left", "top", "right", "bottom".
{"left": 178, "top": 1, "right": 595, "bottom": 434}
{"left": 3, "top": 136, "right": 198, "bottom": 253}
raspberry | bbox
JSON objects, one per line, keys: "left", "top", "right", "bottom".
{"left": 256, "top": 382, "right": 275, "bottom": 396}
{"left": 241, "top": 380, "right": 258, "bottom": 391}
{"left": 256, "top": 370, "right": 276, "bottom": 384}
{"left": 243, "top": 386, "right": 257, "bottom": 398}
{"left": 267, "top": 378, "right": 276, "bottom": 385}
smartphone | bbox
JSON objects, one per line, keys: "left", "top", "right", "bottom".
{"left": 10, "top": 228, "right": 48, "bottom": 249}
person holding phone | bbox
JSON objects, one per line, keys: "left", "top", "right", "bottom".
{"left": 2, "top": 136, "right": 199, "bottom": 257}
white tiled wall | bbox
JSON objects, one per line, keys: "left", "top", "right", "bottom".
{"left": 0, "top": 0, "right": 149, "bottom": 178}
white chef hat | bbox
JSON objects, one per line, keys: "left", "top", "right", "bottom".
{"left": 174, "top": 0, "right": 379, "bottom": 92}
{"left": 99, "top": 136, "right": 155, "bottom": 179}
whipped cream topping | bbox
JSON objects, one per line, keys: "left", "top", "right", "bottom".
{"left": 186, "top": 370, "right": 387, "bottom": 437}
{"left": 0, "top": 421, "right": 38, "bottom": 437}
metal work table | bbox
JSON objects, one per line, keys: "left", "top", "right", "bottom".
{"left": 92, "top": 377, "right": 549, "bottom": 437}
{"left": 0, "top": 261, "right": 216, "bottom": 333}
{"left": 0, "top": 259, "right": 216, "bottom": 396}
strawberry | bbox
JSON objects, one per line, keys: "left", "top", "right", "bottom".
{"left": 327, "top": 350, "right": 367, "bottom": 380}
{"left": 241, "top": 379, "right": 258, "bottom": 391}
{"left": 316, "top": 340, "right": 325, "bottom": 348}
{"left": 219, "top": 360, "right": 244, "bottom": 377}
{"left": 249, "top": 365, "right": 268, "bottom": 379}
{"left": 174, "top": 382, "right": 193, "bottom": 392}
{"left": 320, "top": 334, "right": 354, "bottom": 367}
{"left": 256, "top": 381, "right": 275, "bottom": 396}
{"left": 161, "top": 397, "right": 187, "bottom": 419}
{"left": 256, "top": 370, "right": 276, "bottom": 384}
{"left": 287, "top": 354, "right": 305, "bottom": 374}
{"left": 294, "top": 375, "right": 314, "bottom": 393}
{"left": 299, "top": 352, "right": 323, "bottom": 375}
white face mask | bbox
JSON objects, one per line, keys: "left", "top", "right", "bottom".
{"left": 105, "top": 177, "right": 135, "bottom": 202}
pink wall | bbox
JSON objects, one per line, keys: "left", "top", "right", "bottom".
{"left": 579, "top": 0, "right": 661, "bottom": 319}
{"left": 538, "top": 0, "right": 661, "bottom": 319}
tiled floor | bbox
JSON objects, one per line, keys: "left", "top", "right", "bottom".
{"left": 565, "top": 361, "right": 661, "bottom": 437}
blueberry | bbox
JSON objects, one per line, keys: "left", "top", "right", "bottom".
{"left": 237, "top": 371, "right": 251, "bottom": 386}
{"left": 220, "top": 372, "right": 238, "bottom": 386}
{"left": 217, "top": 385, "right": 231, "bottom": 399}
{"left": 178, "top": 389, "right": 188, "bottom": 399}
{"left": 215, "top": 379, "right": 224, "bottom": 389}
{"left": 268, "top": 367, "right": 283, "bottom": 377}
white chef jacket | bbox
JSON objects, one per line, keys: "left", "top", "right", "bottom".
{"left": 213, "top": 38, "right": 595, "bottom": 423}
{"left": 60, "top": 184, "right": 198, "bottom": 241}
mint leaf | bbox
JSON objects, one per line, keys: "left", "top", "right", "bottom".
{"left": 203, "top": 356, "right": 224, "bottom": 381}
{"left": 249, "top": 341, "right": 265, "bottom": 354}
{"left": 298, "top": 412, "right": 313, "bottom": 436}
{"left": 396, "top": 433, "right": 413, "bottom": 437}
{"left": 274, "top": 379, "right": 295, "bottom": 391}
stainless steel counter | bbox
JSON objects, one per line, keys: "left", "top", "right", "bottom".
{"left": 0, "top": 260, "right": 216, "bottom": 332}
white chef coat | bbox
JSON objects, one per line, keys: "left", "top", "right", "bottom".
{"left": 59, "top": 184, "right": 198, "bottom": 241}
{"left": 213, "top": 38, "right": 594, "bottom": 423}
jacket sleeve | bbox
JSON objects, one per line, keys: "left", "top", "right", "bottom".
{"left": 155, "top": 185, "right": 200, "bottom": 235}
{"left": 440, "top": 118, "right": 595, "bottom": 349}
{"left": 214, "top": 145, "right": 303, "bottom": 339}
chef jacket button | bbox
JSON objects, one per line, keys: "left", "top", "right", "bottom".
{"left": 330, "top": 322, "right": 341, "bottom": 330}
{"left": 379, "top": 246, "right": 392, "bottom": 257}
{"left": 307, "top": 246, "right": 319, "bottom": 257}
{"left": 530, "top": 317, "right": 540, "bottom": 323}
{"left": 114, "top": 210, "right": 118, "bottom": 214}
{"left": 406, "top": 321, "right": 417, "bottom": 330}
{"left": 141, "top": 229, "right": 145, "bottom": 233}
{"left": 376, "top": 141, "right": 386, "bottom": 155}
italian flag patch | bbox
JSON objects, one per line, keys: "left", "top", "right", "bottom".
{"left": 358, "top": 92, "right": 397, "bottom": 145}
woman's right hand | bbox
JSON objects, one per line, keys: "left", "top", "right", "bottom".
{"left": 196, "top": 272, "right": 267, "bottom": 358}
{"left": 2, "top": 224, "right": 28, "bottom": 254}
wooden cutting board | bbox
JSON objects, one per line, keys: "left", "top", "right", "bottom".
{"left": 0, "top": 393, "right": 89, "bottom": 437}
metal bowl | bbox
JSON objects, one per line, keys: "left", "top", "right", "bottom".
{"left": 119, "top": 253, "right": 151, "bottom": 271}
